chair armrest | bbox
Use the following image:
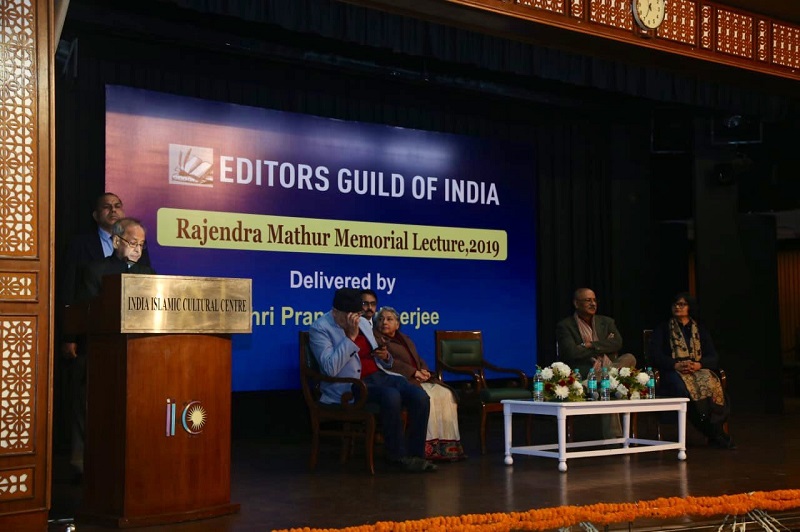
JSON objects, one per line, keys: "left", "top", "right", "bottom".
{"left": 437, "top": 362, "right": 481, "bottom": 383}
{"left": 311, "top": 371, "right": 369, "bottom": 409}
{"left": 716, "top": 368, "right": 727, "bottom": 390}
{"left": 481, "top": 361, "right": 529, "bottom": 387}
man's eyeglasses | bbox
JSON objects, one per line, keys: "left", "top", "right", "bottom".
{"left": 361, "top": 301, "right": 377, "bottom": 308}
{"left": 118, "top": 236, "right": 146, "bottom": 250}
{"left": 99, "top": 202, "right": 123, "bottom": 211}
{"left": 673, "top": 302, "right": 688, "bottom": 308}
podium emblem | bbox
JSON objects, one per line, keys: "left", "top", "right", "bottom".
{"left": 166, "top": 399, "right": 208, "bottom": 436}
{"left": 181, "top": 401, "right": 207, "bottom": 435}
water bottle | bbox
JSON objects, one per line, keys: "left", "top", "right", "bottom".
{"left": 587, "top": 369, "right": 598, "bottom": 401}
{"left": 532, "top": 369, "right": 544, "bottom": 401}
{"left": 646, "top": 366, "right": 656, "bottom": 399}
{"left": 600, "top": 367, "right": 611, "bottom": 401}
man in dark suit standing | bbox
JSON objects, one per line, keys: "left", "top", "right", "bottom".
{"left": 556, "top": 287, "right": 636, "bottom": 438}
{"left": 60, "top": 193, "right": 152, "bottom": 332}
{"left": 75, "top": 217, "right": 156, "bottom": 301}
{"left": 58, "top": 193, "right": 151, "bottom": 480}
{"left": 360, "top": 289, "right": 378, "bottom": 327}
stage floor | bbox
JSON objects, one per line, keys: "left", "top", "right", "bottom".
{"left": 49, "top": 401, "right": 800, "bottom": 531}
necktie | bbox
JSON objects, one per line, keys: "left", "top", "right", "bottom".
{"left": 103, "top": 234, "right": 114, "bottom": 257}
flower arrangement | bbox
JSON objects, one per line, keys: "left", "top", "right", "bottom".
{"left": 274, "top": 489, "right": 800, "bottom": 532}
{"left": 539, "top": 362, "right": 585, "bottom": 401}
{"left": 606, "top": 366, "right": 650, "bottom": 400}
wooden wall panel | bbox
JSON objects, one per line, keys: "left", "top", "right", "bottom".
{"left": 777, "top": 250, "right": 800, "bottom": 358}
{"left": 0, "top": 0, "right": 53, "bottom": 528}
{"left": 448, "top": 0, "right": 800, "bottom": 80}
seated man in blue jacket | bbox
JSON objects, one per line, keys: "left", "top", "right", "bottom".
{"left": 309, "top": 288, "right": 436, "bottom": 473}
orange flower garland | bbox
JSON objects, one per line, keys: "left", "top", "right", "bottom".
{"left": 273, "top": 489, "right": 800, "bottom": 532}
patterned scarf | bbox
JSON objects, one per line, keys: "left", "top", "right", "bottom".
{"left": 668, "top": 317, "right": 702, "bottom": 361}
{"left": 668, "top": 318, "right": 724, "bottom": 405}
{"left": 574, "top": 314, "right": 598, "bottom": 345}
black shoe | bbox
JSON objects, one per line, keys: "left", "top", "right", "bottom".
{"left": 389, "top": 456, "right": 438, "bottom": 473}
{"left": 710, "top": 433, "right": 737, "bottom": 450}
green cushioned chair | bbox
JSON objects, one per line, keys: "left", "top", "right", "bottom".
{"left": 435, "top": 330, "right": 530, "bottom": 454}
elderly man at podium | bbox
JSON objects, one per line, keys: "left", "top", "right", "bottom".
{"left": 75, "top": 217, "right": 156, "bottom": 302}
{"left": 309, "top": 288, "right": 437, "bottom": 473}
{"left": 59, "top": 195, "right": 151, "bottom": 481}
{"left": 63, "top": 216, "right": 155, "bottom": 484}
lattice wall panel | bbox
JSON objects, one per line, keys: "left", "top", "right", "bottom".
{"left": 589, "top": 0, "right": 632, "bottom": 30}
{"left": 0, "top": 467, "right": 32, "bottom": 501}
{"left": 716, "top": 8, "right": 753, "bottom": 59}
{"left": 527, "top": 0, "right": 565, "bottom": 15}
{"left": 0, "top": 319, "right": 34, "bottom": 453}
{"left": 757, "top": 20, "right": 769, "bottom": 62}
{"left": 0, "top": 272, "right": 36, "bottom": 300}
{"left": 700, "top": 4, "right": 714, "bottom": 50}
{"left": 773, "top": 23, "right": 800, "bottom": 69}
{"left": 0, "top": 0, "right": 36, "bottom": 257}
{"left": 658, "top": 0, "right": 697, "bottom": 46}
{"left": 570, "top": 0, "right": 583, "bottom": 19}
{"left": 464, "top": 0, "right": 800, "bottom": 80}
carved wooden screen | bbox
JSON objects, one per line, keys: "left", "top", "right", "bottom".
{"left": 450, "top": 0, "right": 800, "bottom": 80}
{"left": 0, "top": 0, "right": 53, "bottom": 528}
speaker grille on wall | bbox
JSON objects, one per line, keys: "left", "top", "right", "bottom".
{"left": 711, "top": 162, "right": 736, "bottom": 186}
{"left": 709, "top": 153, "right": 753, "bottom": 187}
{"left": 711, "top": 114, "right": 762, "bottom": 145}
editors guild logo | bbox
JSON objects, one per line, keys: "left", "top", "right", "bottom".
{"left": 169, "top": 144, "right": 214, "bottom": 187}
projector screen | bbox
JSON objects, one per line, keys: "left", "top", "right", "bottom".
{"left": 105, "top": 85, "right": 538, "bottom": 391}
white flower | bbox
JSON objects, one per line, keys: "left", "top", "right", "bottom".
{"left": 619, "top": 367, "right": 631, "bottom": 378}
{"left": 630, "top": 391, "right": 641, "bottom": 400}
{"left": 571, "top": 380, "right": 583, "bottom": 391}
{"left": 609, "top": 376, "right": 620, "bottom": 389}
{"left": 609, "top": 367, "right": 619, "bottom": 377}
{"left": 554, "top": 385, "right": 570, "bottom": 399}
{"left": 636, "top": 372, "right": 650, "bottom": 386}
{"left": 615, "top": 384, "right": 629, "bottom": 398}
{"left": 552, "top": 362, "right": 571, "bottom": 378}
{"left": 541, "top": 367, "right": 554, "bottom": 380}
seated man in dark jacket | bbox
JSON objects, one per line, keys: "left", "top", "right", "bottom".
{"left": 556, "top": 287, "right": 636, "bottom": 438}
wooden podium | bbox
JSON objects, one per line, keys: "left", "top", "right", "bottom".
{"left": 69, "top": 274, "right": 252, "bottom": 528}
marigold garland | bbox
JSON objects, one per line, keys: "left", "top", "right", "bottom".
{"left": 273, "top": 489, "right": 800, "bottom": 532}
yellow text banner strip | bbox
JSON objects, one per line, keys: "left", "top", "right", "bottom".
{"left": 157, "top": 208, "right": 507, "bottom": 260}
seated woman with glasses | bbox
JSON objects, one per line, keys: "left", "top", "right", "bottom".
{"left": 648, "top": 292, "right": 735, "bottom": 449}
{"left": 374, "top": 306, "right": 466, "bottom": 462}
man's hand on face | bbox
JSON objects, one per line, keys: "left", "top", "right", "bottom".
{"left": 344, "top": 312, "right": 361, "bottom": 341}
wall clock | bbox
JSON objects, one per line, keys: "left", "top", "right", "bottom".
{"left": 632, "top": 0, "right": 666, "bottom": 30}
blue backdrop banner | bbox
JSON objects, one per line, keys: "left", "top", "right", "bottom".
{"left": 105, "top": 85, "right": 538, "bottom": 391}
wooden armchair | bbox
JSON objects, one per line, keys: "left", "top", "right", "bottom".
{"left": 299, "top": 331, "right": 378, "bottom": 474}
{"left": 434, "top": 330, "right": 530, "bottom": 454}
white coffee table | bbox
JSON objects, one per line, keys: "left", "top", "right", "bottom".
{"left": 502, "top": 397, "right": 688, "bottom": 472}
